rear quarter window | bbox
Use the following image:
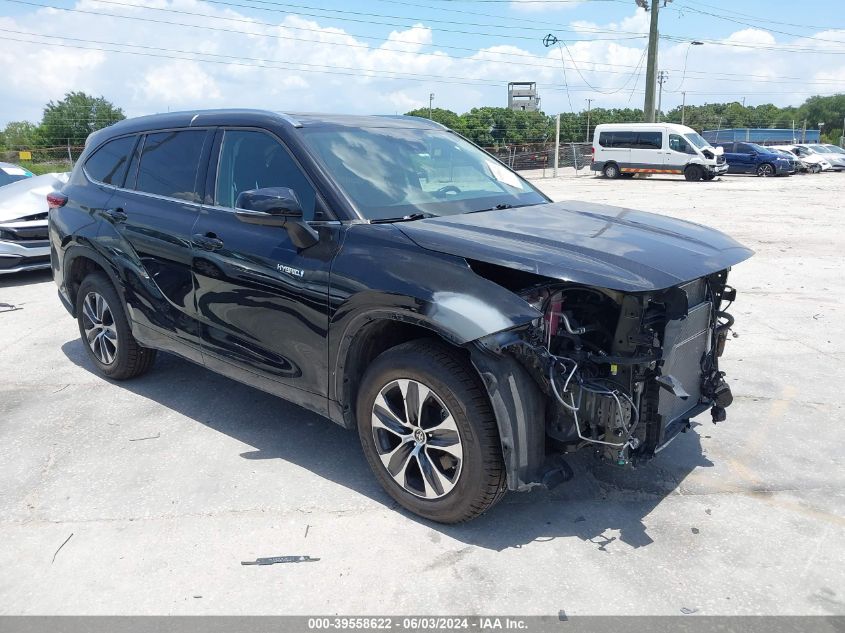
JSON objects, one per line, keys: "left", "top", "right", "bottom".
{"left": 84, "top": 135, "right": 136, "bottom": 185}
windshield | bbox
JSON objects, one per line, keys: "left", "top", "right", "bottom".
{"left": 300, "top": 127, "right": 547, "bottom": 220}
{"left": 684, "top": 132, "right": 710, "bottom": 149}
{"left": 809, "top": 144, "right": 832, "bottom": 153}
{"left": 824, "top": 144, "right": 845, "bottom": 153}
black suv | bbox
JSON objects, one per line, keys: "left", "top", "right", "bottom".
{"left": 49, "top": 110, "right": 751, "bottom": 523}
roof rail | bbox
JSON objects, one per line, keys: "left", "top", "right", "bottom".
{"left": 275, "top": 112, "right": 303, "bottom": 128}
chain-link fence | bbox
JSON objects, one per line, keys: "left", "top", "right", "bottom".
{"left": 1, "top": 146, "right": 84, "bottom": 174}
{"left": 485, "top": 142, "right": 592, "bottom": 176}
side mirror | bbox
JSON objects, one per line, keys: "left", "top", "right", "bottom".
{"left": 234, "top": 187, "right": 319, "bottom": 249}
{"left": 236, "top": 187, "right": 302, "bottom": 219}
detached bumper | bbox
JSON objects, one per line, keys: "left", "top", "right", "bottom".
{"left": 708, "top": 163, "right": 729, "bottom": 175}
{"left": 0, "top": 219, "right": 50, "bottom": 274}
{"left": 0, "top": 239, "right": 50, "bottom": 274}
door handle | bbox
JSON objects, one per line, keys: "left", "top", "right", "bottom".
{"left": 193, "top": 233, "right": 224, "bottom": 251}
{"left": 105, "top": 207, "right": 127, "bottom": 222}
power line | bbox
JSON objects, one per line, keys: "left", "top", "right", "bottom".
{"left": 11, "top": 0, "right": 845, "bottom": 86}
{"left": 669, "top": 3, "right": 845, "bottom": 45}
{"left": 673, "top": 0, "right": 845, "bottom": 32}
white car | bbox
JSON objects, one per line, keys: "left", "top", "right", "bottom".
{"left": 591, "top": 122, "right": 727, "bottom": 181}
{"left": 794, "top": 144, "right": 845, "bottom": 171}
{"left": 0, "top": 172, "right": 69, "bottom": 274}
{"left": 773, "top": 145, "right": 832, "bottom": 173}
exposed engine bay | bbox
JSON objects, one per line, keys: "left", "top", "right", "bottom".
{"left": 505, "top": 271, "right": 737, "bottom": 466}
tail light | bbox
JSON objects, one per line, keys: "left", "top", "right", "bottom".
{"left": 47, "top": 192, "right": 67, "bottom": 210}
{"left": 591, "top": 146, "right": 595, "bottom": 163}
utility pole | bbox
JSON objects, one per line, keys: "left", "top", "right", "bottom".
{"left": 429, "top": 93, "right": 434, "bottom": 120}
{"left": 554, "top": 113, "right": 560, "bottom": 178}
{"left": 681, "top": 91, "right": 686, "bottom": 125}
{"left": 641, "top": 0, "right": 664, "bottom": 123}
{"left": 801, "top": 119, "right": 807, "bottom": 143}
{"left": 656, "top": 70, "right": 668, "bottom": 122}
{"left": 585, "top": 99, "right": 593, "bottom": 142}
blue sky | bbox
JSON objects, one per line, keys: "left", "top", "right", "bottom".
{"left": 0, "top": 0, "right": 843, "bottom": 125}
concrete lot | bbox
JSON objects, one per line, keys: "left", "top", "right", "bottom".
{"left": 1, "top": 171, "right": 843, "bottom": 615}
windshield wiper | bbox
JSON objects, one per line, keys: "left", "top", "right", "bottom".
{"left": 467, "top": 203, "right": 526, "bottom": 214}
{"left": 369, "top": 212, "right": 436, "bottom": 224}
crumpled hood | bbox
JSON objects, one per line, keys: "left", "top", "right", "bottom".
{"left": 398, "top": 200, "right": 753, "bottom": 292}
{"left": 0, "top": 172, "right": 69, "bottom": 223}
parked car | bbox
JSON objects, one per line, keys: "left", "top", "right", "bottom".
{"left": 773, "top": 145, "right": 831, "bottom": 173}
{"left": 801, "top": 144, "right": 845, "bottom": 171}
{"left": 591, "top": 123, "right": 727, "bottom": 181}
{"left": 0, "top": 162, "right": 34, "bottom": 188}
{"left": 718, "top": 142, "right": 793, "bottom": 177}
{"left": 50, "top": 110, "right": 751, "bottom": 523}
{"left": 821, "top": 144, "right": 845, "bottom": 154}
{"left": 0, "top": 172, "right": 68, "bottom": 274}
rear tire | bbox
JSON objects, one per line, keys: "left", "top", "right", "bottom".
{"left": 684, "top": 165, "right": 703, "bottom": 181}
{"left": 356, "top": 339, "right": 507, "bottom": 523}
{"left": 602, "top": 163, "right": 621, "bottom": 179}
{"left": 76, "top": 272, "right": 157, "bottom": 380}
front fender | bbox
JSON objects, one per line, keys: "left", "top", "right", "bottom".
{"left": 328, "top": 224, "right": 541, "bottom": 399}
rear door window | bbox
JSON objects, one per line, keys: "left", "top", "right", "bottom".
{"left": 611, "top": 131, "right": 637, "bottom": 148}
{"left": 637, "top": 132, "right": 662, "bottom": 149}
{"left": 134, "top": 130, "right": 206, "bottom": 202}
{"left": 84, "top": 135, "right": 136, "bottom": 186}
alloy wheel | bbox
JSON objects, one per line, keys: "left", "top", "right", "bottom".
{"left": 758, "top": 164, "right": 774, "bottom": 177}
{"left": 81, "top": 291, "right": 118, "bottom": 365}
{"left": 371, "top": 379, "right": 463, "bottom": 500}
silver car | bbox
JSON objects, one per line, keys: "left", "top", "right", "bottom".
{"left": 0, "top": 172, "right": 68, "bottom": 274}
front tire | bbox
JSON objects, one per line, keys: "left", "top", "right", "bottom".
{"left": 757, "top": 163, "right": 775, "bottom": 177}
{"left": 684, "top": 165, "right": 703, "bottom": 181}
{"left": 76, "top": 272, "right": 157, "bottom": 380}
{"left": 356, "top": 339, "right": 506, "bottom": 523}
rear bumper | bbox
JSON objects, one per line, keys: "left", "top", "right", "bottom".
{"left": 0, "top": 239, "right": 50, "bottom": 274}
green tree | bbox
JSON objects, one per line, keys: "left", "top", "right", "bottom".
{"left": 0, "top": 121, "right": 40, "bottom": 149}
{"left": 40, "top": 92, "right": 125, "bottom": 146}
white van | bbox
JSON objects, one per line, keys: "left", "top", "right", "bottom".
{"left": 591, "top": 123, "right": 727, "bottom": 181}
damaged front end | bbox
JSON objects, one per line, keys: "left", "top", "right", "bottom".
{"left": 471, "top": 271, "right": 738, "bottom": 489}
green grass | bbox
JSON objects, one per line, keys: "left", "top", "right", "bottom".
{"left": 19, "top": 161, "right": 73, "bottom": 175}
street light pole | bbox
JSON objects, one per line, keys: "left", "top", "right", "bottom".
{"left": 429, "top": 93, "right": 434, "bottom": 120}
{"left": 656, "top": 70, "right": 668, "bottom": 122}
{"left": 681, "top": 91, "right": 686, "bottom": 125}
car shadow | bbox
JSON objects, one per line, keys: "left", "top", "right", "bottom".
{"left": 61, "top": 340, "right": 713, "bottom": 552}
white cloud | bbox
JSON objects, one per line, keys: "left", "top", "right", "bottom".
{"left": 135, "top": 61, "right": 222, "bottom": 105}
